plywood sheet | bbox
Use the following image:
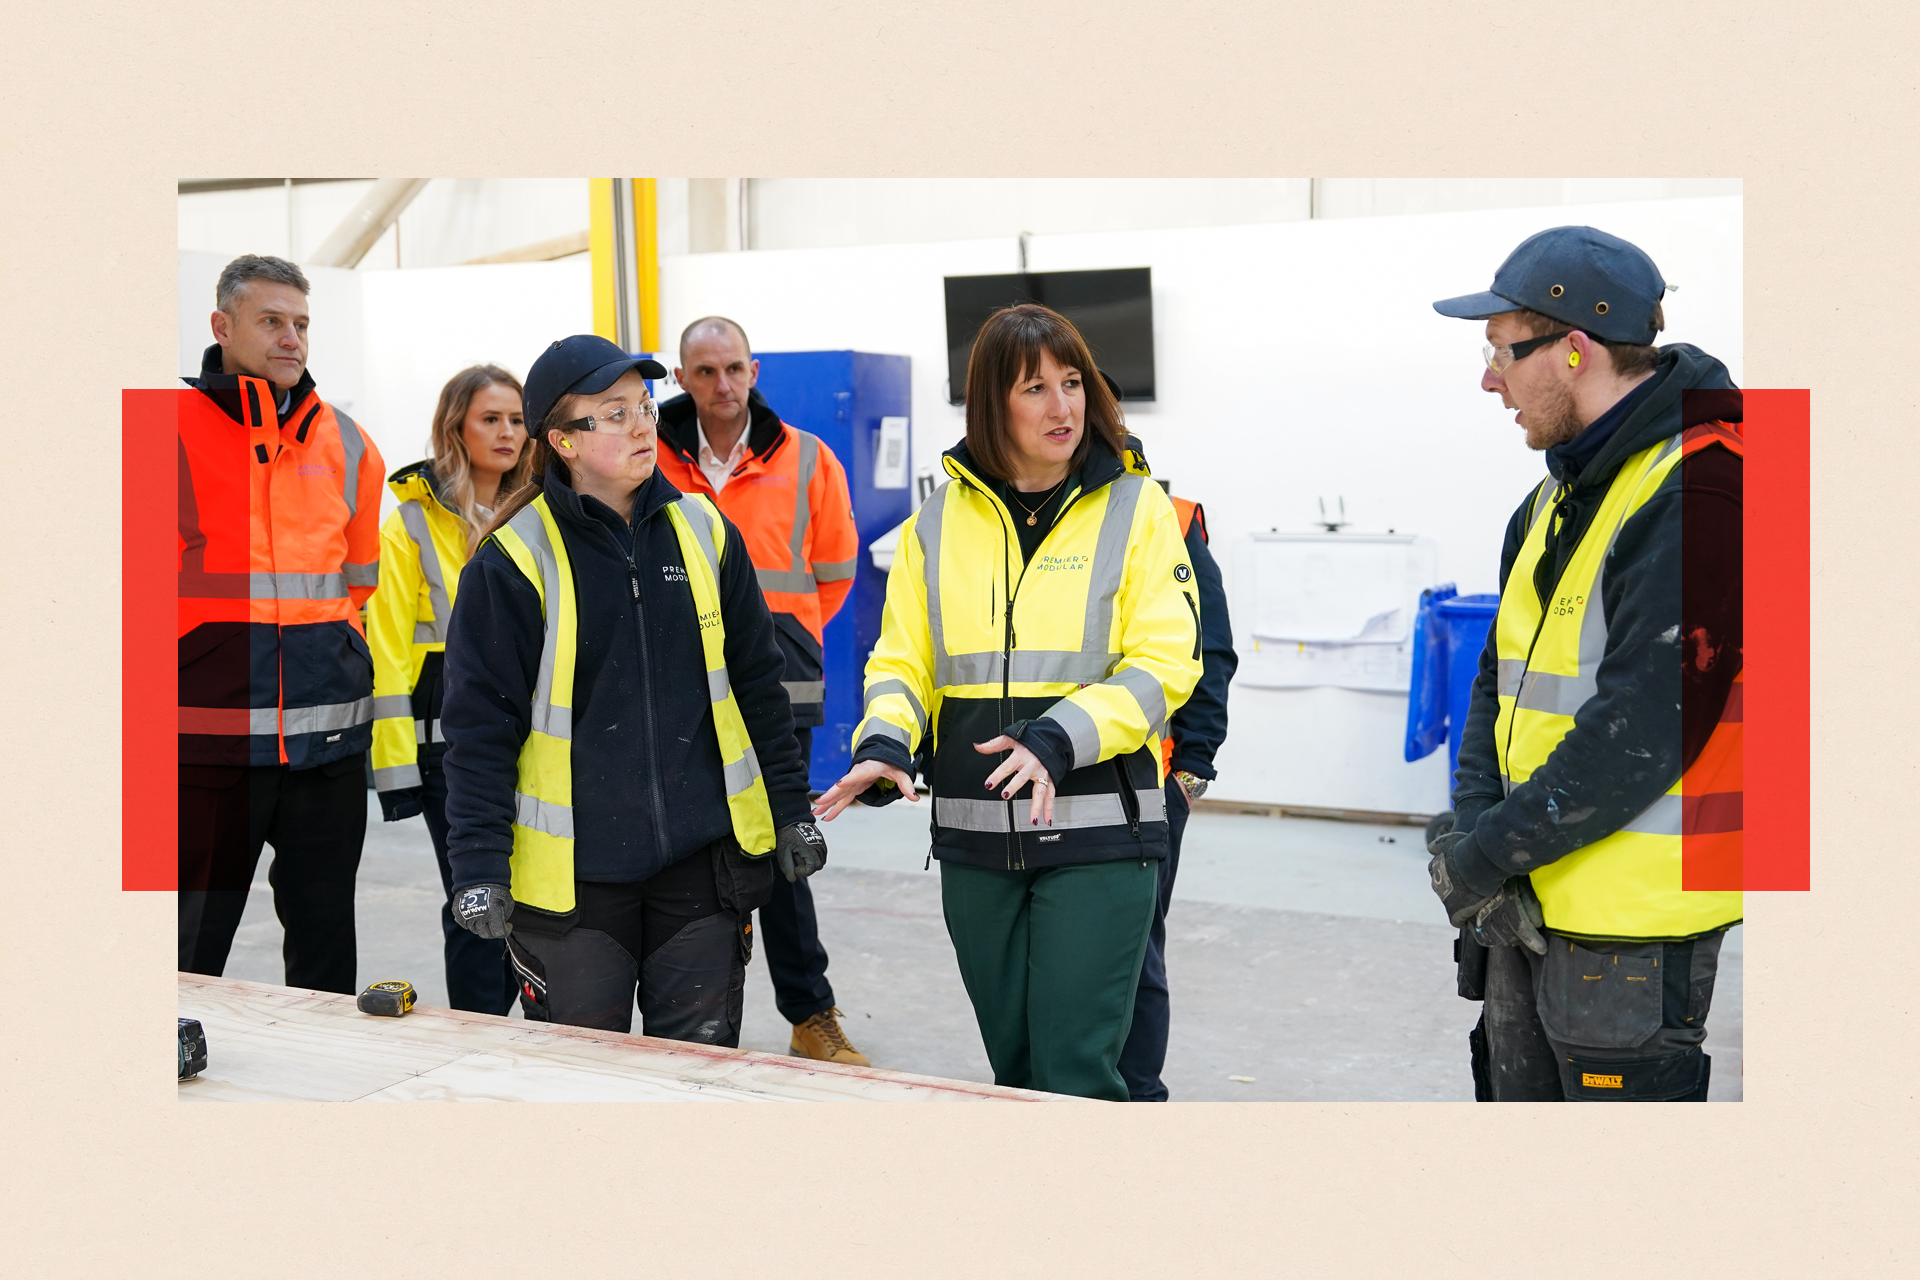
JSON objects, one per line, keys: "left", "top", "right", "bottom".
{"left": 177, "top": 974, "right": 1069, "bottom": 1103}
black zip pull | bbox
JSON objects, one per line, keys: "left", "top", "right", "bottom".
{"left": 629, "top": 569, "right": 640, "bottom": 601}
{"left": 924, "top": 853, "right": 931, "bottom": 871}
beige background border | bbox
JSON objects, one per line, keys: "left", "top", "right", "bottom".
{"left": 0, "top": 0, "right": 1908, "bottom": 1273}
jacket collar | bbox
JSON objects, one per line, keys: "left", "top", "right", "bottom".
{"left": 657, "top": 387, "right": 786, "bottom": 467}
{"left": 387, "top": 458, "right": 456, "bottom": 511}
{"left": 186, "top": 343, "right": 319, "bottom": 428}
{"left": 942, "top": 430, "right": 1146, "bottom": 495}
{"left": 538, "top": 459, "right": 685, "bottom": 531}
{"left": 1550, "top": 343, "right": 1740, "bottom": 490}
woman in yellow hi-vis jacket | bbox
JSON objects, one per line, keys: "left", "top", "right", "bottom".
{"left": 814, "top": 304, "right": 1202, "bottom": 1099}
{"left": 367, "top": 364, "right": 531, "bottom": 1013}
{"left": 436, "top": 336, "right": 821, "bottom": 1045}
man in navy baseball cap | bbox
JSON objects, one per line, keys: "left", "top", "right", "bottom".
{"left": 522, "top": 334, "right": 667, "bottom": 429}
{"left": 1425, "top": 225, "right": 1747, "bottom": 1104}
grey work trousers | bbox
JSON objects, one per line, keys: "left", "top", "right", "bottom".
{"left": 1477, "top": 929, "right": 1727, "bottom": 1101}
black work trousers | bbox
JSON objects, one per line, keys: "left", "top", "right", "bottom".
{"left": 1474, "top": 928, "right": 1726, "bottom": 1101}
{"left": 420, "top": 764, "right": 519, "bottom": 1016}
{"left": 506, "top": 839, "right": 774, "bottom": 1045}
{"left": 177, "top": 755, "right": 367, "bottom": 995}
{"left": 1118, "top": 777, "right": 1190, "bottom": 1101}
{"left": 757, "top": 726, "right": 836, "bottom": 1024}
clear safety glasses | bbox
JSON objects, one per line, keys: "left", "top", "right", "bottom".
{"left": 563, "top": 399, "right": 660, "bottom": 435}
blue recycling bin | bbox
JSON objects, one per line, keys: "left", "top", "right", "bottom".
{"left": 1404, "top": 586, "right": 1501, "bottom": 800}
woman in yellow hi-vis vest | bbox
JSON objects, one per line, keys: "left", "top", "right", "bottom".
{"left": 437, "top": 336, "right": 822, "bottom": 1044}
{"left": 367, "top": 364, "right": 530, "bottom": 1015}
{"left": 1430, "top": 227, "right": 1744, "bottom": 1102}
{"left": 813, "top": 305, "right": 1202, "bottom": 1100}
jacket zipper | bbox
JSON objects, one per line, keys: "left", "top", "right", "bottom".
{"left": 620, "top": 524, "right": 672, "bottom": 850}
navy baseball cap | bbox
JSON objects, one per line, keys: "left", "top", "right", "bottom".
{"left": 523, "top": 335, "right": 667, "bottom": 429}
{"left": 1432, "top": 226, "right": 1669, "bottom": 345}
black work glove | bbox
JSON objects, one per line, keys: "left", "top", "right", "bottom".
{"left": 774, "top": 822, "right": 828, "bottom": 883}
{"left": 1427, "top": 830, "right": 1496, "bottom": 927}
{"left": 452, "top": 883, "right": 514, "bottom": 939}
{"left": 379, "top": 787, "right": 424, "bottom": 822}
{"left": 1470, "top": 878, "right": 1548, "bottom": 955}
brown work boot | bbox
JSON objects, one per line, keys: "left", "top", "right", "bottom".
{"left": 790, "top": 1007, "right": 870, "bottom": 1067}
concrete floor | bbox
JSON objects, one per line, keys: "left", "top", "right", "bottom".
{"left": 222, "top": 792, "right": 1742, "bottom": 1101}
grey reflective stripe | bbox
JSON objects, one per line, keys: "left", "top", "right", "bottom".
{"left": 813, "top": 558, "right": 857, "bottom": 583}
{"left": 1496, "top": 659, "right": 1527, "bottom": 698}
{"left": 1082, "top": 474, "right": 1146, "bottom": 654}
{"left": 757, "top": 566, "right": 817, "bottom": 593}
{"left": 944, "top": 651, "right": 1002, "bottom": 686}
{"left": 1107, "top": 665, "right": 1168, "bottom": 733}
{"left": 398, "top": 500, "right": 452, "bottom": 645}
{"left": 943, "top": 649, "right": 1119, "bottom": 688}
{"left": 935, "top": 790, "right": 1169, "bottom": 834}
{"left": 372, "top": 695, "right": 413, "bottom": 720}
{"left": 1048, "top": 699, "right": 1104, "bottom": 771}
{"left": 515, "top": 791, "right": 574, "bottom": 840}
{"left": 342, "top": 560, "right": 380, "bottom": 587}
{"left": 788, "top": 430, "right": 820, "bottom": 579}
{"left": 1525, "top": 476, "right": 1560, "bottom": 534}
{"left": 375, "top": 764, "right": 422, "bottom": 791}
{"left": 863, "top": 678, "right": 927, "bottom": 737}
{"left": 413, "top": 718, "right": 442, "bottom": 745}
{"left": 283, "top": 697, "right": 373, "bottom": 736}
{"left": 178, "top": 706, "right": 280, "bottom": 736}
{"left": 1515, "top": 670, "right": 1596, "bottom": 716}
{"left": 723, "top": 746, "right": 764, "bottom": 796}
{"left": 1621, "top": 793, "right": 1682, "bottom": 836}
{"left": 675, "top": 496, "right": 722, "bottom": 575}
{"left": 708, "top": 667, "right": 732, "bottom": 702}
{"left": 248, "top": 571, "right": 348, "bottom": 600}
{"left": 918, "top": 486, "right": 950, "bottom": 682}
{"left": 334, "top": 406, "right": 366, "bottom": 518}
{"left": 1500, "top": 772, "right": 1513, "bottom": 797}
{"left": 507, "top": 504, "right": 571, "bottom": 740}
{"left": 859, "top": 718, "right": 913, "bottom": 749}
{"left": 782, "top": 681, "right": 825, "bottom": 704}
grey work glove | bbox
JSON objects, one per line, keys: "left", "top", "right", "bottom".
{"left": 1471, "top": 878, "right": 1548, "bottom": 955}
{"left": 452, "top": 883, "right": 514, "bottom": 939}
{"left": 1427, "top": 830, "right": 1496, "bottom": 927}
{"left": 774, "top": 821, "right": 829, "bottom": 883}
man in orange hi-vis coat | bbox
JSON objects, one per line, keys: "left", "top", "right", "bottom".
{"left": 177, "top": 255, "right": 385, "bottom": 995}
{"left": 655, "top": 316, "right": 868, "bottom": 1065}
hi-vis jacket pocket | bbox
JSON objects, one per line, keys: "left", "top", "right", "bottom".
{"left": 1536, "top": 939, "right": 1663, "bottom": 1049}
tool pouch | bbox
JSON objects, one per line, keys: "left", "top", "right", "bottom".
{"left": 1557, "top": 1047, "right": 1709, "bottom": 1101}
{"left": 1455, "top": 927, "right": 1488, "bottom": 1000}
{"left": 1536, "top": 938, "right": 1664, "bottom": 1050}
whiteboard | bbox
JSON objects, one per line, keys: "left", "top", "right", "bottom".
{"left": 1231, "top": 532, "right": 1438, "bottom": 692}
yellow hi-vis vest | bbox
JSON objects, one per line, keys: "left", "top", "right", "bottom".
{"left": 489, "top": 491, "right": 776, "bottom": 914}
{"left": 1494, "top": 434, "right": 1743, "bottom": 940}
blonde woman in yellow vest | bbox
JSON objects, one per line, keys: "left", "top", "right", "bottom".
{"left": 367, "top": 364, "right": 529, "bottom": 1014}
{"left": 1430, "top": 228, "right": 1744, "bottom": 1102}
{"left": 437, "top": 336, "right": 820, "bottom": 1045}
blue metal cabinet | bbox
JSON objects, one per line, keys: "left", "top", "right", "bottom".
{"left": 751, "top": 351, "right": 913, "bottom": 790}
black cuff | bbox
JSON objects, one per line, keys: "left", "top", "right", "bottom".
{"left": 769, "top": 790, "right": 813, "bottom": 829}
{"left": 378, "top": 787, "right": 424, "bottom": 822}
{"left": 1450, "top": 825, "right": 1510, "bottom": 899}
{"left": 851, "top": 735, "right": 915, "bottom": 807}
{"left": 1005, "top": 718, "right": 1070, "bottom": 788}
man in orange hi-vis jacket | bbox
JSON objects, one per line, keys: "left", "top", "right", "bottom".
{"left": 655, "top": 315, "right": 868, "bottom": 1065}
{"left": 177, "top": 255, "right": 385, "bottom": 995}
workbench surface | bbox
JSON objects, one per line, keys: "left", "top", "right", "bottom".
{"left": 177, "top": 974, "right": 1066, "bottom": 1103}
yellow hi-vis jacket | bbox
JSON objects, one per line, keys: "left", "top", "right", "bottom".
{"left": 367, "top": 462, "right": 468, "bottom": 795}
{"left": 1495, "top": 430, "right": 1743, "bottom": 939}
{"left": 489, "top": 491, "right": 775, "bottom": 913}
{"left": 854, "top": 440, "right": 1201, "bottom": 869}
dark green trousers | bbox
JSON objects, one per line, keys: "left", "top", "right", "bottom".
{"left": 940, "top": 858, "right": 1159, "bottom": 1101}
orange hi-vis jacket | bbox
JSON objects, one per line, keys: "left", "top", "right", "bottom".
{"left": 178, "top": 348, "right": 385, "bottom": 769}
{"left": 656, "top": 388, "right": 857, "bottom": 727}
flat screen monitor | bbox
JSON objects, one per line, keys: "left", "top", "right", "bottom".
{"left": 943, "top": 267, "right": 1154, "bottom": 404}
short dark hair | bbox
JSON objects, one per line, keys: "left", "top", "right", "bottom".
{"left": 1509, "top": 301, "right": 1665, "bottom": 379}
{"left": 678, "top": 315, "right": 752, "bottom": 363}
{"left": 962, "top": 304, "right": 1127, "bottom": 482}
{"left": 217, "top": 254, "right": 310, "bottom": 314}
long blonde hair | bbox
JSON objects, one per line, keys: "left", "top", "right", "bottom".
{"left": 427, "top": 365, "right": 531, "bottom": 555}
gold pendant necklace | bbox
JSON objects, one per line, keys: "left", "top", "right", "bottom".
{"left": 1011, "top": 476, "right": 1068, "bottom": 527}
